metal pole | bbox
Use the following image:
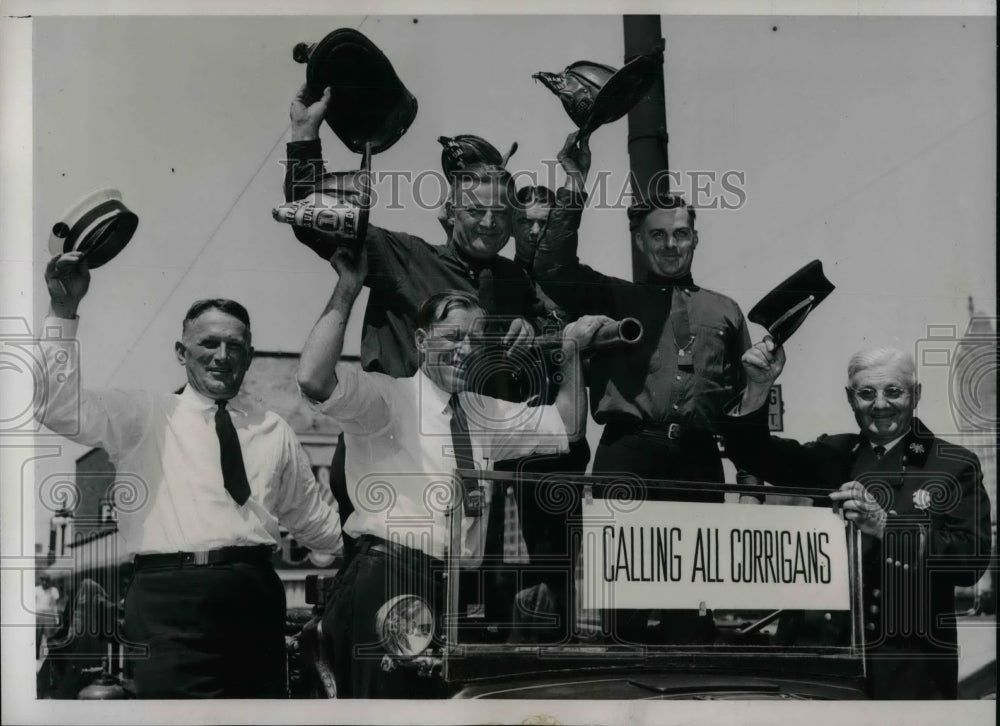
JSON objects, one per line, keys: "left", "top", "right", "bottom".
{"left": 623, "top": 15, "right": 669, "bottom": 283}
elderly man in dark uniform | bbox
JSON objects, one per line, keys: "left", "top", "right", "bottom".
{"left": 523, "top": 135, "right": 751, "bottom": 498}
{"left": 725, "top": 339, "right": 993, "bottom": 699}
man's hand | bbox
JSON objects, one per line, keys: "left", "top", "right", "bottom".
{"left": 45, "top": 252, "right": 90, "bottom": 319}
{"left": 830, "top": 481, "right": 887, "bottom": 539}
{"left": 557, "top": 131, "right": 592, "bottom": 193}
{"left": 502, "top": 318, "right": 535, "bottom": 355}
{"left": 734, "top": 336, "right": 786, "bottom": 413}
{"left": 290, "top": 84, "right": 331, "bottom": 142}
{"left": 561, "top": 314, "right": 615, "bottom": 355}
{"left": 742, "top": 336, "right": 785, "bottom": 385}
{"left": 329, "top": 245, "right": 367, "bottom": 298}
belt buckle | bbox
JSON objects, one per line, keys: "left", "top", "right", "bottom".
{"left": 667, "top": 423, "right": 682, "bottom": 440}
{"left": 463, "top": 485, "right": 484, "bottom": 517}
{"left": 192, "top": 550, "right": 210, "bottom": 566}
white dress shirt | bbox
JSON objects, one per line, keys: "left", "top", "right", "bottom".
{"left": 37, "top": 316, "right": 342, "bottom": 556}
{"left": 308, "top": 365, "right": 569, "bottom": 564}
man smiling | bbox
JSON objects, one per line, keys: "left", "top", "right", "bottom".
{"left": 725, "top": 340, "right": 993, "bottom": 699}
{"left": 296, "top": 243, "right": 607, "bottom": 697}
{"left": 36, "top": 252, "right": 343, "bottom": 698}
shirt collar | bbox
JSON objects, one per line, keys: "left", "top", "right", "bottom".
{"left": 178, "top": 384, "right": 247, "bottom": 416}
{"left": 873, "top": 433, "right": 906, "bottom": 454}
{"left": 415, "top": 369, "right": 454, "bottom": 416}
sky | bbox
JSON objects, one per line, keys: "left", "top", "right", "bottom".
{"left": 1, "top": 4, "right": 995, "bottom": 725}
{"left": 16, "top": 12, "right": 996, "bottom": 503}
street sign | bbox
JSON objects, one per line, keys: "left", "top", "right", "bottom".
{"left": 768, "top": 385, "right": 784, "bottom": 432}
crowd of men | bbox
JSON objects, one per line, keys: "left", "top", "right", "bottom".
{"left": 36, "top": 80, "right": 992, "bottom": 702}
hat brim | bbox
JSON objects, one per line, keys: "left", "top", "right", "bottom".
{"left": 581, "top": 52, "right": 661, "bottom": 134}
{"left": 48, "top": 193, "right": 138, "bottom": 269}
{"left": 305, "top": 28, "right": 418, "bottom": 155}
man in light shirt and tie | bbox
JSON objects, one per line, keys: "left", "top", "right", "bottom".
{"left": 296, "top": 245, "right": 609, "bottom": 698}
{"left": 38, "top": 251, "right": 343, "bottom": 698}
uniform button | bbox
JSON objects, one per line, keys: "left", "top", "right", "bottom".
{"left": 872, "top": 589, "right": 880, "bottom": 599}
{"left": 903, "top": 563, "right": 910, "bottom": 571}
{"left": 675, "top": 375, "right": 682, "bottom": 381}
{"left": 823, "top": 612, "right": 832, "bottom": 621}
{"left": 678, "top": 350, "right": 686, "bottom": 357}
{"left": 672, "top": 404, "right": 679, "bottom": 410}
{"left": 895, "top": 560, "right": 902, "bottom": 567}
{"left": 886, "top": 557, "right": 894, "bottom": 565}
{"left": 866, "top": 623, "right": 876, "bottom": 632}
{"left": 869, "top": 604, "right": 879, "bottom": 615}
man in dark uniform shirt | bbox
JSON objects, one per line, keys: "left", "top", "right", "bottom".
{"left": 523, "top": 134, "right": 752, "bottom": 499}
{"left": 283, "top": 88, "right": 587, "bottom": 630}
{"left": 725, "top": 339, "right": 992, "bottom": 698}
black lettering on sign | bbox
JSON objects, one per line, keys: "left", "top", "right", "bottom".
{"left": 730, "top": 529, "right": 742, "bottom": 582}
{"left": 603, "top": 526, "right": 683, "bottom": 583}
{"left": 602, "top": 526, "right": 615, "bottom": 583}
{"left": 691, "top": 528, "right": 723, "bottom": 582}
{"left": 818, "top": 531, "right": 831, "bottom": 583}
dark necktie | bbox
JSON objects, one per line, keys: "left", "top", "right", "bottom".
{"left": 215, "top": 400, "right": 251, "bottom": 505}
{"left": 476, "top": 265, "right": 496, "bottom": 315}
{"left": 449, "top": 393, "right": 482, "bottom": 516}
{"left": 671, "top": 286, "right": 695, "bottom": 368}
{"left": 873, "top": 445, "right": 886, "bottom": 460}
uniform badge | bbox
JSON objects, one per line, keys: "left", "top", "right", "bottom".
{"left": 909, "top": 442, "right": 925, "bottom": 454}
{"left": 912, "top": 489, "right": 931, "bottom": 510}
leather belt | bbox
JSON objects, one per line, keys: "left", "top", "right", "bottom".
{"left": 356, "top": 535, "right": 441, "bottom": 567}
{"left": 605, "top": 417, "right": 702, "bottom": 441}
{"left": 133, "top": 544, "right": 274, "bottom": 570}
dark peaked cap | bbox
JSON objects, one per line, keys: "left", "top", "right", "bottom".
{"left": 748, "top": 260, "right": 835, "bottom": 346}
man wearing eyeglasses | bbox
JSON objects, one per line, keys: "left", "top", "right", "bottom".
{"left": 523, "top": 142, "right": 752, "bottom": 498}
{"left": 724, "top": 340, "right": 992, "bottom": 699}
{"left": 296, "top": 243, "right": 608, "bottom": 697}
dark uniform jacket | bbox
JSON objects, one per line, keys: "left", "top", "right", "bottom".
{"left": 284, "top": 139, "right": 561, "bottom": 383}
{"left": 722, "top": 408, "right": 993, "bottom": 699}
{"left": 522, "top": 195, "right": 750, "bottom": 432}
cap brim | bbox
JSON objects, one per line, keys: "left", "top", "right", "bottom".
{"left": 48, "top": 189, "right": 138, "bottom": 269}
{"left": 748, "top": 260, "right": 835, "bottom": 345}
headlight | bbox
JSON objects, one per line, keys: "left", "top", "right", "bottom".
{"left": 374, "top": 595, "right": 434, "bottom": 658}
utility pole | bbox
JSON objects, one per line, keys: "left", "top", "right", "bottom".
{"left": 623, "top": 15, "right": 669, "bottom": 283}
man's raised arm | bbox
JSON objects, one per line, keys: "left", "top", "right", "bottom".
{"left": 297, "top": 247, "right": 367, "bottom": 403}
{"left": 36, "top": 252, "right": 149, "bottom": 453}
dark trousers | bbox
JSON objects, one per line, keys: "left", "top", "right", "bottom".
{"left": 123, "top": 562, "right": 286, "bottom": 698}
{"left": 330, "top": 433, "right": 357, "bottom": 563}
{"left": 593, "top": 425, "right": 724, "bottom": 502}
{"left": 491, "top": 438, "right": 591, "bottom": 640}
{"left": 593, "top": 424, "right": 722, "bottom": 644}
{"left": 321, "top": 538, "right": 448, "bottom": 699}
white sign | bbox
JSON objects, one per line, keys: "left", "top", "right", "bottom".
{"left": 580, "top": 500, "right": 850, "bottom": 611}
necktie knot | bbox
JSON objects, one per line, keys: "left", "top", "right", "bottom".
{"left": 873, "top": 445, "right": 886, "bottom": 459}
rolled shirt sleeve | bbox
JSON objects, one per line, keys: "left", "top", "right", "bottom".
{"left": 466, "top": 394, "right": 569, "bottom": 462}
{"left": 270, "top": 422, "right": 343, "bottom": 554}
{"left": 301, "top": 362, "right": 392, "bottom": 436}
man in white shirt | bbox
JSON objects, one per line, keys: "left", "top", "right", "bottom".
{"left": 296, "top": 245, "right": 609, "bottom": 697}
{"left": 38, "top": 251, "right": 343, "bottom": 698}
